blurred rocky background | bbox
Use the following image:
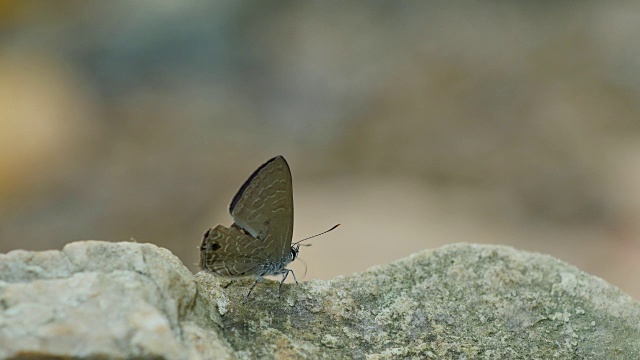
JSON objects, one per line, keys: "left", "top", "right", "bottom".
{"left": 1, "top": 1, "right": 639, "bottom": 298}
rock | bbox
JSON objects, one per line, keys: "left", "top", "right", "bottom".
{"left": 1, "top": 241, "right": 638, "bottom": 359}
{"left": 0, "top": 241, "right": 232, "bottom": 359}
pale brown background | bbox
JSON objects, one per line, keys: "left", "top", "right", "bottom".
{"left": 1, "top": 1, "right": 639, "bottom": 298}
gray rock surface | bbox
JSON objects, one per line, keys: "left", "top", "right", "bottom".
{"left": 1, "top": 241, "right": 638, "bottom": 359}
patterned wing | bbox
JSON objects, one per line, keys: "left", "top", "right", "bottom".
{"left": 228, "top": 156, "right": 294, "bottom": 263}
{"left": 200, "top": 225, "right": 267, "bottom": 276}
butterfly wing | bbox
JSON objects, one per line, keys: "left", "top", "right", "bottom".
{"left": 200, "top": 225, "right": 268, "bottom": 276}
{"left": 228, "top": 156, "right": 294, "bottom": 264}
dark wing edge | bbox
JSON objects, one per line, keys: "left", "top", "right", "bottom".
{"left": 229, "top": 155, "right": 287, "bottom": 214}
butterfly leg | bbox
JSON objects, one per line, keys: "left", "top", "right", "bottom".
{"left": 243, "top": 276, "right": 263, "bottom": 302}
{"left": 277, "top": 270, "right": 289, "bottom": 296}
{"left": 290, "top": 269, "right": 299, "bottom": 285}
{"left": 277, "top": 269, "right": 298, "bottom": 296}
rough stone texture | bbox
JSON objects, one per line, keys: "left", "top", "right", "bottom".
{"left": 1, "top": 241, "right": 639, "bottom": 359}
{"left": 0, "top": 241, "right": 233, "bottom": 360}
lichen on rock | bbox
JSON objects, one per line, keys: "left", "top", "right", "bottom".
{"left": 1, "top": 241, "right": 638, "bottom": 359}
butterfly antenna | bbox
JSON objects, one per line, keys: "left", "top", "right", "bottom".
{"left": 293, "top": 224, "right": 340, "bottom": 245}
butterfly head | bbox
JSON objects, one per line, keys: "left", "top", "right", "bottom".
{"left": 289, "top": 224, "right": 340, "bottom": 263}
{"left": 290, "top": 244, "right": 301, "bottom": 262}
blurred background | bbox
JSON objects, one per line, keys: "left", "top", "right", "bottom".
{"left": 1, "top": 1, "right": 640, "bottom": 298}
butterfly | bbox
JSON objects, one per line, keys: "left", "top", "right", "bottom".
{"left": 200, "top": 156, "right": 338, "bottom": 300}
